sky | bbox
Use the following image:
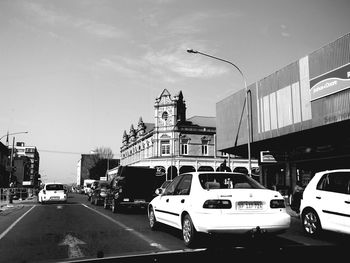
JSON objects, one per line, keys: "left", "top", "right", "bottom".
{"left": 0, "top": 0, "right": 349, "bottom": 184}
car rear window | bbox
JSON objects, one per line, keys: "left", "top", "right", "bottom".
{"left": 199, "top": 173, "right": 265, "bottom": 190}
{"left": 46, "top": 184, "right": 64, "bottom": 191}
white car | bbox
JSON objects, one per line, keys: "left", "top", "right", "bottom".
{"left": 300, "top": 169, "right": 350, "bottom": 236}
{"left": 38, "top": 183, "right": 67, "bottom": 204}
{"left": 148, "top": 172, "right": 291, "bottom": 247}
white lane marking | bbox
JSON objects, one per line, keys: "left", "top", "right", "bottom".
{"left": 57, "top": 205, "right": 63, "bottom": 209}
{"left": 81, "top": 204, "right": 168, "bottom": 251}
{"left": 0, "top": 205, "right": 36, "bottom": 240}
{"left": 59, "top": 234, "right": 86, "bottom": 259}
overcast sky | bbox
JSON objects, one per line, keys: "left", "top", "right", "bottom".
{"left": 0, "top": 0, "right": 349, "bottom": 184}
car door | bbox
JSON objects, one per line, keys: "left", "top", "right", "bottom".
{"left": 153, "top": 176, "right": 183, "bottom": 227}
{"left": 317, "top": 171, "right": 350, "bottom": 232}
{"left": 165, "top": 174, "right": 192, "bottom": 228}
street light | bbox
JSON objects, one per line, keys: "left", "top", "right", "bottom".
{"left": 0, "top": 131, "right": 29, "bottom": 188}
{"left": 187, "top": 49, "right": 251, "bottom": 176}
{"left": 0, "top": 131, "right": 29, "bottom": 146}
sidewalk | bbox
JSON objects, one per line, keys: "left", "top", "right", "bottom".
{"left": 0, "top": 196, "right": 38, "bottom": 213}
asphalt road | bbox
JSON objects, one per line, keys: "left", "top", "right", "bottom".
{"left": 0, "top": 193, "right": 348, "bottom": 263}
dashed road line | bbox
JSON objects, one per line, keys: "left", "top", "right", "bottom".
{"left": 81, "top": 204, "right": 168, "bottom": 251}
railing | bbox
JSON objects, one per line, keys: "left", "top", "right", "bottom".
{"left": 0, "top": 188, "right": 34, "bottom": 206}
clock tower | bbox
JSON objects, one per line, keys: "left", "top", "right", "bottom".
{"left": 154, "top": 89, "right": 187, "bottom": 130}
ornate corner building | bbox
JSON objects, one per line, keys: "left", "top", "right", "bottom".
{"left": 120, "top": 89, "right": 258, "bottom": 181}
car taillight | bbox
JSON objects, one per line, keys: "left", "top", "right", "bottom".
{"left": 270, "top": 199, "right": 285, "bottom": 208}
{"left": 203, "top": 199, "right": 232, "bottom": 209}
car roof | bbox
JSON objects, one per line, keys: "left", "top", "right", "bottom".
{"left": 181, "top": 171, "right": 247, "bottom": 176}
{"left": 316, "top": 169, "right": 350, "bottom": 175}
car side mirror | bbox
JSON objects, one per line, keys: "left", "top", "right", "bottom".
{"left": 155, "top": 188, "right": 163, "bottom": 195}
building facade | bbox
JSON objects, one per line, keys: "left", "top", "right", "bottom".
{"left": 11, "top": 142, "right": 40, "bottom": 187}
{"left": 0, "top": 142, "right": 9, "bottom": 187}
{"left": 120, "top": 89, "right": 258, "bottom": 183}
{"left": 77, "top": 153, "right": 120, "bottom": 185}
{"left": 217, "top": 33, "right": 350, "bottom": 193}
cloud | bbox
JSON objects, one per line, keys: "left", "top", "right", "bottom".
{"left": 22, "top": 2, "right": 125, "bottom": 39}
{"left": 280, "top": 24, "right": 291, "bottom": 37}
{"left": 96, "top": 58, "right": 140, "bottom": 77}
{"left": 143, "top": 45, "right": 229, "bottom": 79}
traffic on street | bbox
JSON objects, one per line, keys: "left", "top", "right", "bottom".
{"left": 1, "top": 1, "right": 349, "bottom": 263}
{"left": 0, "top": 192, "right": 348, "bottom": 262}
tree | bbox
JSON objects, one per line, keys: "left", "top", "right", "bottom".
{"left": 89, "top": 147, "right": 117, "bottom": 180}
{"left": 91, "top": 147, "right": 114, "bottom": 159}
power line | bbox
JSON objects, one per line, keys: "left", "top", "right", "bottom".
{"left": 38, "top": 149, "right": 83, "bottom": 155}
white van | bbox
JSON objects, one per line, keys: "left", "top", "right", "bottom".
{"left": 83, "top": 179, "right": 97, "bottom": 195}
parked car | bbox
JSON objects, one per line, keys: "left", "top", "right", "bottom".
{"left": 104, "top": 166, "right": 157, "bottom": 212}
{"left": 38, "top": 183, "right": 67, "bottom": 204}
{"left": 90, "top": 180, "right": 110, "bottom": 206}
{"left": 84, "top": 179, "right": 98, "bottom": 195}
{"left": 148, "top": 172, "right": 291, "bottom": 247}
{"left": 300, "top": 169, "right": 350, "bottom": 236}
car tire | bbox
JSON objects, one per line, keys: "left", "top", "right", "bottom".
{"left": 302, "top": 208, "right": 322, "bottom": 236}
{"left": 182, "top": 214, "right": 197, "bottom": 247}
{"left": 148, "top": 207, "right": 158, "bottom": 230}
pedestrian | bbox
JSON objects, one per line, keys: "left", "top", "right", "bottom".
{"left": 291, "top": 181, "right": 304, "bottom": 214}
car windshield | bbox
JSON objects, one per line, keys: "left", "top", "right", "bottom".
{"left": 46, "top": 184, "right": 64, "bottom": 191}
{"left": 199, "top": 173, "right": 265, "bottom": 189}
{"left": 0, "top": 1, "right": 348, "bottom": 262}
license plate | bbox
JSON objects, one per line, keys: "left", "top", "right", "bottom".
{"left": 134, "top": 199, "right": 146, "bottom": 203}
{"left": 237, "top": 201, "right": 263, "bottom": 210}
{"left": 50, "top": 196, "right": 60, "bottom": 200}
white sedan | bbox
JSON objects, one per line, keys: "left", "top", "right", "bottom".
{"left": 300, "top": 169, "right": 350, "bottom": 236}
{"left": 38, "top": 183, "right": 67, "bottom": 204}
{"left": 148, "top": 172, "right": 291, "bottom": 247}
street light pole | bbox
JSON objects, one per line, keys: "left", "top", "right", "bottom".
{"left": 187, "top": 49, "right": 251, "bottom": 176}
{"left": 0, "top": 131, "right": 29, "bottom": 146}
{"left": 0, "top": 131, "right": 29, "bottom": 203}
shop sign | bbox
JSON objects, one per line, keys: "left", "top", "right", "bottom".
{"left": 310, "top": 63, "right": 350, "bottom": 101}
{"left": 260, "top": 151, "right": 277, "bottom": 163}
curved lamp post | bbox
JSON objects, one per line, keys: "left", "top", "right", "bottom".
{"left": 186, "top": 49, "right": 251, "bottom": 176}
{"left": 0, "top": 131, "right": 29, "bottom": 145}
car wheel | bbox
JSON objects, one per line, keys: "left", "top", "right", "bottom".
{"left": 182, "top": 214, "right": 197, "bottom": 247}
{"left": 302, "top": 208, "right": 322, "bottom": 236}
{"left": 149, "top": 207, "right": 158, "bottom": 230}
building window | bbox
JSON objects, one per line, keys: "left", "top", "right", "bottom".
{"left": 162, "top": 111, "right": 168, "bottom": 121}
{"left": 181, "top": 143, "right": 188, "bottom": 155}
{"left": 202, "top": 141, "right": 208, "bottom": 155}
{"left": 161, "top": 140, "right": 170, "bottom": 155}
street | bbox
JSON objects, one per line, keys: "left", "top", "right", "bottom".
{"left": 0, "top": 193, "right": 348, "bottom": 263}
